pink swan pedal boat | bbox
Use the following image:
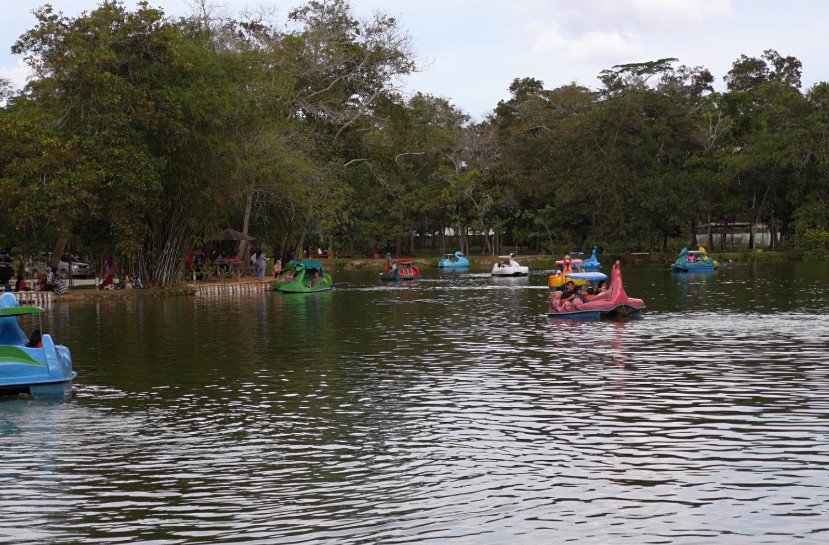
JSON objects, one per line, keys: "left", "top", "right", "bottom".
{"left": 547, "top": 260, "right": 645, "bottom": 320}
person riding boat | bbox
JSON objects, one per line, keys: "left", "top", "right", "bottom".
{"left": 561, "top": 280, "right": 580, "bottom": 302}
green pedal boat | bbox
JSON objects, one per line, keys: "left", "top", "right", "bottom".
{"left": 276, "top": 261, "right": 333, "bottom": 293}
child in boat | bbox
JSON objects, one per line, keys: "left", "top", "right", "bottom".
{"left": 26, "top": 329, "right": 42, "bottom": 348}
{"left": 597, "top": 280, "right": 608, "bottom": 294}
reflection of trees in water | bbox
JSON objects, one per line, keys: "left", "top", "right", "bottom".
{"left": 672, "top": 270, "right": 715, "bottom": 310}
{"left": 275, "top": 291, "right": 333, "bottom": 341}
{"left": 608, "top": 320, "right": 629, "bottom": 404}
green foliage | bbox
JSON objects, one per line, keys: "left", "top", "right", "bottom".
{"left": 798, "top": 228, "right": 829, "bottom": 261}
{"left": 1, "top": 0, "right": 827, "bottom": 275}
{"left": 791, "top": 202, "right": 829, "bottom": 242}
{"left": 736, "top": 248, "right": 785, "bottom": 262}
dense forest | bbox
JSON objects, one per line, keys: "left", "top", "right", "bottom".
{"left": 1, "top": 0, "right": 828, "bottom": 285}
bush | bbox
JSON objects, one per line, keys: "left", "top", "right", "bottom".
{"left": 799, "top": 228, "right": 829, "bottom": 261}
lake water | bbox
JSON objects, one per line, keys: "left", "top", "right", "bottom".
{"left": 2, "top": 262, "right": 829, "bottom": 544}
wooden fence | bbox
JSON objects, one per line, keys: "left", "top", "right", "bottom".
{"left": 194, "top": 282, "right": 272, "bottom": 298}
{"left": 12, "top": 291, "right": 53, "bottom": 306}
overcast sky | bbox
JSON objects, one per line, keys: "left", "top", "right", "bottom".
{"left": 2, "top": 0, "right": 827, "bottom": 118}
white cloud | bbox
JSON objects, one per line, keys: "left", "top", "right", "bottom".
{"left": 564, "top": 30, "right": 641, "bottom": 61}
{"left": 0, "top": 58, "right": 33, "bottom": 91}
{"left": 519, "top": 0, "right": 732, "bottom": 66}
{"left": 627, "top": 0, "right": 732, "bottom": 25}
{"left": 515, "top": 0, "right": 732, "bottom": 33}
{"left": 527, "top": 22, "right": 640, "bottom": 62}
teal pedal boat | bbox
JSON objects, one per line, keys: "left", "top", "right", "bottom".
{"left": 438, "top": 251, "right": 469, "bottom": 268}
{"left": 276, "top": 261, "right": 333, "bottom": 293}
{"left": 0, "top": 293, "right": 76, "bottom": 398}
{"left": 671, "top": 247, "right": 718, "bottom": 273}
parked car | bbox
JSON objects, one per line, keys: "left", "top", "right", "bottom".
{"left": 28, "top": 252, "right": 95, "bottom": 278}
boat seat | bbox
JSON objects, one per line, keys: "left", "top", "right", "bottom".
{"left": 0, "top": 294, "right": 28, "bottom": 345}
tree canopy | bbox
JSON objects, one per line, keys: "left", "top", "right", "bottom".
{"left": 2, "top": 1, "right": 829, "bottom": 282}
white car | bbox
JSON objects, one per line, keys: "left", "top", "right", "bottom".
{"left": 29, "top": 253, "right": 95, "bottom": 278}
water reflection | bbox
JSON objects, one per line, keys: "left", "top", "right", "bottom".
{"left": 2, "top": 263, "right": 829, "bottom": 544}
{"left": 672, "top": 269, "right": 716, "bottom": 310}
{"left": 490, "top": 275, "right": 530, "bottom": 286}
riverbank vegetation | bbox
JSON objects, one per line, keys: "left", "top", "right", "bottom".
{"left": 1, "top": 0, "right": 828, "bottom": 285}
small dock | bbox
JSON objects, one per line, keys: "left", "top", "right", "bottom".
{"left": 193, "top": 281, "right": 272, "bottom": 298}
{"left": 6, "top": 279, "right": 273, "bottom": 305}
{"left": 12, "top": 291, "right": 54, "bottom": 306}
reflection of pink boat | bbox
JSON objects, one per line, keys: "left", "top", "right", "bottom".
{"left": 547, "top": 260, "right": 645, "bottom": 320}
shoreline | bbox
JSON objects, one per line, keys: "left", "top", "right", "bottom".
{"left": 10, "top": 250, "right": 799, "bottom": 303}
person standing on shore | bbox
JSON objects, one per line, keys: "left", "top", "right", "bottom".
{"left": 15, "top": 274, "right": 29, "bottom": 292}
{"left": 99, "top": 256, "right": 115, "bottom": 289}
{"left": 255, "top": 250, "right": 266, "bottom": 280}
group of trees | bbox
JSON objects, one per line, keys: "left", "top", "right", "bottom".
{"left": 1, "top": 1, "right": 828, "bottom": 285}
{"left": 496, "top": 52, "right": 829, "bottom": 257}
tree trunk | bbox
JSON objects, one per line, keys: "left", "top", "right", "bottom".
{"left": 707, "top": 211, "right": 713, "bottom": 250}
{"left": 439, "top": 224, "right": 446, "bottom": 256}
{"left": 690, "top": 218, "right": 698, "bottom": 248}
{"left": 729, "top": 223, "right": 734, "bottom": 252}
{"left": 150, "top": 224, "right": 187, "bottom": 286}
{"left": 279, "top": 233, "right": 289, "bottom": 263}
{"left": 294, "top": 229, "right": 306, "bottom": 260}
{"left": 282, "top": 234, "right": 294, "bottom": 263}
{"left": 49, "top": 236, "right": 68, "bottom": 270}
{"left": 140, "top": 207, "right": 190, "bottom": 287}
{"left": 749, "top": 221, "right": 756, "bottom": 250}
{"left": 237, "top": 191, "right": 253, "bottom": 261}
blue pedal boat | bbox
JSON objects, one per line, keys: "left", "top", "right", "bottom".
{"left": 438, "top": 251, "right": 470, "bottom": 268}
{"left": 0, "top": 293, "right": 76, "bottom": 398}
{"left": 671, "top": 247, "right": 718, "bottom": 273}
{"left": 580, "top": 247, "right": 602, "bottom": 272}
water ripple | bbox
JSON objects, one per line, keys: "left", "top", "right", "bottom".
{"left": 2, "top": 263, "right": 829, "bottom": 544}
